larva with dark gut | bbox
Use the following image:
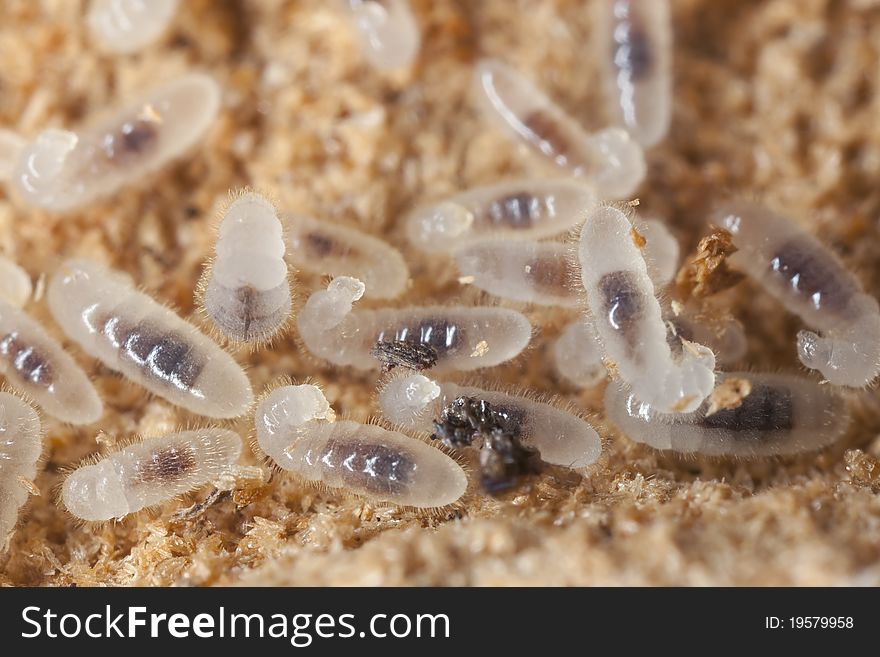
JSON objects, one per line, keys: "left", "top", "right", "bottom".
{"left": 47, "top": 259, "right": 253, "bottom": 419}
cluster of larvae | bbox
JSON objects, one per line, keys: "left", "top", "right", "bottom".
{"left": 0, "top": 1, "right": 864, "bottom": 550}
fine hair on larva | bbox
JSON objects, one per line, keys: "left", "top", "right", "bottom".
{"left": 604, "top": 371, "right": 849, "bottom": 457}
{"left": 61, "top": 428, "right": 242, "bottom": 522}
{"left": 715, "top": 199, "right": 880, "bottom": 387}
{"left": 8, "top": 73, "right": 220, "bottom": 212}
{"left": 343, "top": 0, "right": 421, "bottom": 71}
{"left": 0, "top": 389, "right": 42, "bottom": 552}
{"left": 198, "top": 189, "right": 293, "bottom": 346}
{"left": 473, "top": 58, "right": 646, "bottom": 199}
{"left": 47, "top": 258, "right": 254, "bottom": 419}
{"left": 0, "top": 298, "right": 104, "bottom": 425}
{"left": 282, "top": 213, "right": 410, "bottom": 300}
{"left": 578, "top": 204, "right": 716, "bottom": 413}
{"left": 405, "top": 179, "right": 598, "bottom": 254}
{"left": 87, "top": 0, "right": 180, "bottom": 54}
{"left": 253, "top": 383, "right": 468, "bottom": 509}
{"left": 596, "top": 0, "right": 673, "bottom": 148}
{"left": 377, "top": 371, "right": 604, "bottom": 471}
{"left": 296, "top": 276, "right": 533, "bottom": 373}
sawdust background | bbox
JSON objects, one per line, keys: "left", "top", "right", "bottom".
{"left": 2, "top": 0, "right": 880, "bottom": 586}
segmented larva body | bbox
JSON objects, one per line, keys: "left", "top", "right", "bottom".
{"left": 605, "top": 372, "right": 848, "bottom": 456}
{"left": 405, "top": 179, "right": 597, "bottom": 254}
{"left": 378, "top": 374, "right": 602, "bottom": 470}
{"left": 716, "top": 200, "right": 880, "bottom": 387}
{"left": 297, "top": 277, "right": 532, "bottom": 373}
{"left": 0, "top": 255, "right": 32, "bottom": 308}
{"left": 456, "top": 240, "right": 578, "bottom": 308}
{"left": 0, "top": 129, "right": 25, "bottom": 182}
{"left": 47, "top": 259, "right": 253, "bottom": 419}
{"left": 11, "top": 73, "right": 220, "bottom": 212}
{"left": 552, "top": 320, "right": 606, "bottom": 388}
{"left": 62, "top": 429, "right": 242, "bottom": 521}
{"left": 0, "top": 392, "right": 42, "bottom": 552}
{"left": 283, "top": 214, "right": 409, "bottom": 299}
{"left": 343, "top": 0, "right": 421, "bottom": 70}
{"left": 200, "top": 191, "right": 291, "bottom": 344}
{"left": 579, "top": 205, "right": 715, "bottom": 412}
{"left": 473, "top": 59, "right": 646, "bottom": 199}
{"left": 597, "top": 0, "right": 673, "bottom": 148}
{"left": 0, "top": 300, "right": 103, "bottom": 425}
{"left": 87, "top": 0, "right": 179, "bottom": 54}
{"left": 254, "top": 384, "right": 467, "bottom": 508}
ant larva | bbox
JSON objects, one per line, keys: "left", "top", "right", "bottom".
{"left": 597, "top": 0, "right": 673, "bottom": 148}
{"left": 283, "top": 213, "right": 409, "bottom": 300}
{"left": 198, "top": 190, "right": 292, "bottom": 345}
{"left": 47, "top": 259, "right": 254, "bottom": 419}
{"left": 0, "top": 299, "right": 103, "bottom": 425}
{"left": 716, "top": 200, "right": 880, "bottom": 387}
{"left": 297, "top": 276, "right": 532, "bottom": 372}
{"left": 0, "top": 390, "right": 42, "bottom": 552}
{"left": 405, "top": 179, "right": 597, "bottom": 254}
{"left": 579, "top": 205, "right": 715, "bottom": 412}
{"left": 473, "top": 58, "right": 646, "bottom": 199}
{"left": 552, "top": 320, "right": 606, "bottom": 388}
{"left": 87, "top": 0, "right": 179, "bottom": 54}
{"left": 0, "top": 129, "right": 25, "bottom": 183}
{"left": 9, "top": 73, "right": 220, "bottom": 213}
{"left": 0, "top": 255, "right": 33, "bottom": 309}
{"left": 378, "top": 372, "right": 603, "bottom": 470}
{"left": 61, "top": 428, "right": 243, "bottom": 521}
{"left": 253, "top": 383, "right": 467, "bottom": 508}
{"left": 343, "top": 0, "right": 421, "bottom": 70}
{"left": 605, "top": 372, "right": 848, "bottom": 456}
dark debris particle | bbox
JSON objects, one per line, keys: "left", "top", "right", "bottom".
{"left": 372, "top": 340, "right": 438, "bottom": 372}
{"left": 432, "top": 396, "right": 542, "bottom": 494}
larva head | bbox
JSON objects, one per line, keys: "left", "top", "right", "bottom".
{"left": 14, "top": 129, "right": 80, "bottom": 206}
{"left": 254, "top": 384, "right": 334, "bottom": 468}
{"left": 406, "top": 201, "right": 474, "bottom": 249}
{"left": 62, "top": 460, "right": 128, "bottom": 522}
{"left": 300, "top": 276, "right": 366, "bottom": 332}
{"left": 378, "top": 372, "right": 441, "bottom": 426}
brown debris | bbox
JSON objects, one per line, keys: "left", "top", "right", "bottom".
{"left": 705, "top": 377, "right": 753, "bottom": 417}
{"left": 675, "top": 226, "right": 745, "bottom": 300}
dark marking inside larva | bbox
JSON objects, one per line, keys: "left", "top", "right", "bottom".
{"left": 320, "top": 438, "right": 415, "bottom": 495}
{"left": 613, "top": 17, "right": 653, "bottom": 81}
{"left": 0, "top": 332, "right": 54, "bottom": 388}
{"left": 769, "top": 237, "right": 857, "bottom": 315}
{"left": 527, "top": 256, "right": 572, "bottom": 296}
{"left": 102, "top": 118, "right": 160, "bottom": 166}
{"left": 136, "top": 445, "right": 198, "bottom": 484}
{"left": 371, "top": 340, "right": 438, "bottom": 372}
{"left": 120, "top": 320, "right": 205, "bottom": 391}
{"left": 664, "top": 315, "right": 695, "bottom": 356}
{"left": 304, "top": 232, "right": 354, "bottom": 259}
{"left": 701, "top": 384, "right": 794, "bottom": 433}
{"left": 598, "top": 270, "right": 643, "bottom": 337}
{"left": 485, "top": 193, "right": 540, "bottom": 229}
{"left": 376, "top": 317, "right": 464, "bottom": 356}
{"left": 523, "top": 111, "right": 571, "bottom": 161}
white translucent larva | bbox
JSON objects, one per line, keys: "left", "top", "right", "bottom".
{"left": 0, "top": 300, "right": 103, "bottom": 425}
{"left": 668, "top": 311, "right": 747, "bottom": 367}
{"left": 378, "top": 374, "right": 602, "bottom": 470}
{"left": 200, "top": 191, "right": 291, "bottom": 344}
{"left": 343, "top": 0, "right": 421, "bottom": 70}
{"left": 579, "top": 206, "right": 715, "bottom": 412}
{"left": 47, "top": 259, "right": 254, "bottom": 419}
{"left": 11, "top": 73, "right": 220, "bottom": 212}
{"left": 297, "top": 276, "right": 532, "bottom": 372}
{"left": 716, "top": 200, "right": 880, "bottom": 387}
{"left": 552, "top": 319, "right": 606, "bottom": 388}
{"left": 255, "top": 384, "right": 466, "bottom": 508}
{"left": 405, "top": 179, "right": 597, "bottom": 253}
{"left": 636, "top": 218, "right": 679, "bottom": 287}
{"left": 0, "top": 255, "right": 33, "bottom": 308}
{"left": 283, "top": 214, "right": 409, "bottom": 299}
{"left": 87, "top": 0, "right": 179, "bottom": 54}
{"left": 605, "top": 372, "right": 848, "bottom": 457}
{"left": 0, "top": 129, "right": 25, "bottom": 182}
{"left": 62, "top": 429, "right": 242, "bottom": 521}
{"left": 0, "top": 392, "right": 42, "bottom": 552}
{"left": 455, "top": 240, "right": 578, "bottom": 308}
{"left": 597, "top": 0, "right": 673, "bottom": 148}
{"left": 473, "top": 58, "right": 646, "bottom": 199}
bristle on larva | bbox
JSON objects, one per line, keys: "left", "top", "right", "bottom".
{"left": 0, "top": 391, "right": 42, "bottom": 552}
